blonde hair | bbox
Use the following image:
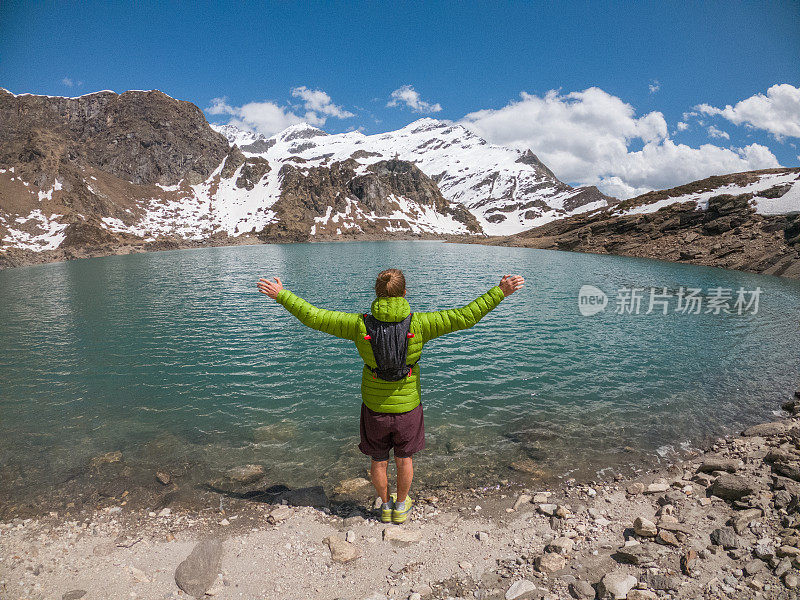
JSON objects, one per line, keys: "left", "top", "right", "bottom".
{"left": 375, "top": 268, "right": 406, "bottom": 297}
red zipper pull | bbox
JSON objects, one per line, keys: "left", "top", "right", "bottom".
{"left": 407, "top": 332, "right": 414, "bottom": 338}
{"left": 364, "top": 335, "right": 371, "bottom": 340}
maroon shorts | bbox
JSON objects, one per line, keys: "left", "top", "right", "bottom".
{"left": 358, "top": 403, "right": 425, "bottom": 460}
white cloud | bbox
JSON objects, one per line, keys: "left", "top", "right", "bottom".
{"left": 62, "top": 77, "right": 81, "bottom": 87}
{"left": 290, "top": 86, "right": 354, "bottom": 122}
{"left": 696, "top": 84, "right": 800, "bottom": 140}
{"left": 460, "top": 87, "right": 780, "bottom": 199}
{"left": 649, "top": 80, "right": 660, "bottom": 94}
{"left": 387, "top": 85, "right": 442, "bottom": 113}
{"left": 206, "top": 87, "right": 353, "bottom": 136}
{"left": 676, "top": 121, "right": 689, "bottom": 131}
{"left": 707, "top": 125, "right": 730, "bottom": 140}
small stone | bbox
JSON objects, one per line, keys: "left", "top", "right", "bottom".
{"left": 627, "top": 591, "right": 657, "bottom": 600}
{"left": 155, "top": 471, "right": 171, "bottom": 485}
{"left": 62, "top": 592, "right": 87, "bottom": 600}
{"left": 477, "top": 531, "right": 490, "bottom": 542}
{"left": 785, "top": 572, "right": 800, "bottom": 589}
{"left": 744, "top": 559, "right": 765, "bottom": 576}
{"left": 535, "top": 552, "right": 566, "bottom": 573}
{"left": 680, "top": 549, "right": 698, "bottom": 576}
{"left": 710, "top": 527, "right": 739, "bottom": 549}
{"left": 345, "top": 530, "right": 356, "bottom": 543}
{"left": 626, "top": 482, "right": 645, "bottom": 495}
{"left": 599, "top": 570, "right": 637, "bottom": 599}
{"left": 513, "top": 494, "right": 533, "bottom": 510}
{"left": 323, "top": 535, "right": 360, "bottom": 563}
{"left": 267, "top": 506, "right": 292, "bottom": 524}
{"left": 505, "top": 579, "right": 538, "bottom": 600}
{"left": 633, "top": 517, "right": 657, "bottom": 537}
{"left": 158, "top": 507, "right": 172, "bottom": 517}
{"left": 555, "top": 505, "right": 571, "bottom": 518}
{"left": 656, "top": 530, "right": 680, "bottom": 547}
{"left": 538, "top": 503, "right": 558, "bottom": 516}
{"left": 645, "top": 483, "right": 670, "bottom": 494}
{"left": 698, "top": 497, "right": 711, "bottom": 506}
{"left": 409, "top": 594, "right": 422, "bottom": 600}
{"left": 698, "top": 458, "right": 742, "bottom": 473}
{"left": 219, "top": 518, "right": 230, "bottom": 526}
{"left": 546, "top": 537, "right": 574, "bottom": 555}
{"left": 569, "top": 580, "right": 595, "bottom": 599}
{"left": 641, "top": 572, "right": 680, "bottom": 591}
{"left": 532, "top": 492, "right": 551, "bottom": 503}
{"left": 730, "top": 508, "right": 762, "bottom": 534}
{"left": 130, "top": 565, "right": 149, "bottom": 583}
{"left": 775, "top": 559, "right": 792, "bottom": 577}
{"left": 383, "top": 527, "right": 422, "bottom": 546}
{"left": 777, "top": 545, "right": 800, "bottom": 557}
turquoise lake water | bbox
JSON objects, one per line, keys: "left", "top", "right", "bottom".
{"left": 1, "top": 241, "right": 799, "bottom": 505}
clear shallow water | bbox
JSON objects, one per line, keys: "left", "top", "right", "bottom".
{"left": 1, "top": 241, "right": 799, "bottom": 507}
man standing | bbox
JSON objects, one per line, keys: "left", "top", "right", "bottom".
{"left": 258, "top": 269, "right": 524, "bottom": 523}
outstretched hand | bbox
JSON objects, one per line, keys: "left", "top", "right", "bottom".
{"left": 257, "top": 276, "right": 283, "bottom": 299}
{"left": 499, "top": 274, "right": 524, "bottom": 297}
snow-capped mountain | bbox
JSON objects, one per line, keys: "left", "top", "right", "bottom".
{"left": 213, "top": 119, "right": 613, "bottom": 235}
{"left": 0, "top": 88, "right": 614, "bottom": 263}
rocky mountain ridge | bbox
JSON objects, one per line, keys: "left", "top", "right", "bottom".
{"left": 1, "top": 88, "right": 799, "bottom": 277}
{"left": 487, "top": 168, "right": 800, "bottom": 278}
{"left": 0, "top": 88, "right": 613, "bottom": 267}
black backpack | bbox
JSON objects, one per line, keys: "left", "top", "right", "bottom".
{"left": 362, "top": 313, "right": 418, "bottom": 381}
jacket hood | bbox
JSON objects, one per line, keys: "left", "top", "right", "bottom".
{"left": 370, "top": 296, "right": 411, "bottom": 322}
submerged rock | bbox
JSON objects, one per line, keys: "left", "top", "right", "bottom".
{"left": 333, "top": 477, "right": 371, "bottom": 497}
{"left": 224, "top": 464, "right": 265, "bottom": 484}
{"left": 743, "top": 422, "right": 788, "bottom": 437}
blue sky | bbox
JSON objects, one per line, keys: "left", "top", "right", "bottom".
{"left": 1, "top": 1, "right": 799, "bottom": 197}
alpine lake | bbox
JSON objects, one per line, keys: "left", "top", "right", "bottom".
{"left": 1, "top": 241, "right": 799, "bottom": 515}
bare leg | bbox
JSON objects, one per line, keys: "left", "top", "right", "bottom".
{"left": 395, "top": 456, "right": 413, "bottom": 503}
{"left": 370, "top": 459, "right": 390, "bottom": 503}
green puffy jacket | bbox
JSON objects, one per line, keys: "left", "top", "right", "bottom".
{"left": 275, "top": 285, "right": 506, "bottom": 413}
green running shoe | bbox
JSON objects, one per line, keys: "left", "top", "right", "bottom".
{"left": 380, "top": 494, "right": 396, "bottom": 523}
{"left": 392, "top": 496, "right": 413, "bottom": 524}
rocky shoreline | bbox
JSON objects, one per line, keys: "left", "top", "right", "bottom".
{"left": 3, "top": 387, "right": 800, "bottom": 599}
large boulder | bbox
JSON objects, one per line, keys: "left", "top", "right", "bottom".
{"left": 710, "top": 474, "right": 757, "bottom": 501}
{"left": 174, "top": 538, "right": 224, "bottom": 598}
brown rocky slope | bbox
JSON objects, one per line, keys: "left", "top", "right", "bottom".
{"left": 484, "top": 168, "right": 800, "bottom": 279}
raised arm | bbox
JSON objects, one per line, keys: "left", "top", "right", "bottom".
{"left": 258, "top": 277, "right": 362, "bottom": 341}
{"left": 416, "top": 274, "right": 524, "bottom": 342}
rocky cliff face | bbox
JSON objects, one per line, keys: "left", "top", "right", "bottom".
{"left": 491, "top": 168, "right": 800, "bottom": 278}
{"left": 0, "top": 89, "right": 229, "bottom": 187}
